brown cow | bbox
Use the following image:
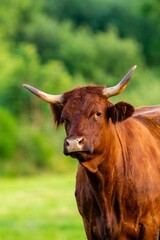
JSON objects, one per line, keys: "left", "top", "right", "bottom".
{"left": 23, "top": 66, "right": 160, "bottom": 239}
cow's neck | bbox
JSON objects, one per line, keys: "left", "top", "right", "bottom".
{"left": 80, "top": 121, "right": 123, "bottom": 230}
{"left": 80, "top": 119, "right": 122, "bottom": 173}
{"left": 81, "top": 158, "right": 122, "bottom": 233}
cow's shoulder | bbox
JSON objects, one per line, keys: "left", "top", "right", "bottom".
{"left": 133, "top": 105, "right": 160, "bottom": 118}
{"left": 133, "top": 105, "right": 160, "bottom": 139}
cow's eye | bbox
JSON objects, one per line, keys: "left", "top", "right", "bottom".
{"left": 96, "top": 112, "right": 102, "bottom": 117}
{"left": 64, "top": 119, "right": 70, "bottom": 126}
{"left": 63, "top": 118, "right": 69, "bottom": 124}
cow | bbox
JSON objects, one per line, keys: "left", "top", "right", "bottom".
{"left": 23, "top": 65, "right": 160, "bottom": 239}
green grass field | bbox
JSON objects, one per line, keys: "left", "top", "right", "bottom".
{"left": 0, "top": 174, "right": 86, "bottom": 240}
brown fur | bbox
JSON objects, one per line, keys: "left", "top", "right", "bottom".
{"left": 44, "top": 86, "right": 160, "bottom": 239}
{"left": 50, "top": 86, "right": 106, "bottom": 126}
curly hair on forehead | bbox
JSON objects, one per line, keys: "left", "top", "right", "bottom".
{"left": 63, "top": 85, "right": 106, "bottom": 103}
{"left": 50, "top": 85, "right": 106, "bottom": 126}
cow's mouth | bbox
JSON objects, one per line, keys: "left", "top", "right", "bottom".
{"left": 64, "top": 150, "right": 93, "bottom": 162}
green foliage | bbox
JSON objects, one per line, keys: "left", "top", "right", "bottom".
{"left": 24, "top": 17, "right": 144, "bottom": 83}
{"left": 15, "top": 124, "right": 53, "bottom": 174}
{"left": 40, "top": 60, "right": 86, "bottom": 94}
{"left": 43, "top": 0, "right": 136, "bottom": 31}
{"left": 92, "top": 28, "right": 144, "bottom": 84}
{"left": 0, "top": 42, "right": 40, "bottom": 116}
{"left": 0, "top": 0, "right": 42, "bottom": 40}
{"left": 0, "top": 108, "right": 17, "bottom": 159}
{"left": 43, "top": 0, "right": 160, "bottom": 66}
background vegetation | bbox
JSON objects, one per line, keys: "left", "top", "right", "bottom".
{"left": 0, "top": 0, "right": 159, "bottom": 175}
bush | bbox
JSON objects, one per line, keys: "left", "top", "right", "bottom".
{"left": 24, "top": 17, "right": 145, "bottom": 83}
{"left": 0, "top": 108, "right": 17, "bottom": 159}
{"left": 13, "top": 124, "right": 53, "bottom": 175}
{"left": 0, "top": 42, "right": 42, "bottom": 117}
{"left": 14, "top": 122, "right": 77, "bottom": 176}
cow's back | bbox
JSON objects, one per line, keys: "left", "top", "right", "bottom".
{"left": 134, "top": 105, "right": 160, "bottom": 141}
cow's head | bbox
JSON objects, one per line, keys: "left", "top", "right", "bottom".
{"left": 23, "top": 66, "right": 136, "bottom": 172}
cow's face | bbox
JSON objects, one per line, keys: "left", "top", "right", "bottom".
{"left": 52, "top": 86, "right": 134, "bottom": 163}
{"left": 61, "top": 87, "right": 110, "bottom": 162}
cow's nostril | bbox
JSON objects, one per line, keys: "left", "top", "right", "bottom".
{"left": 77, "top": 137, "right": 83, "bottom": 145}
{"left": 66, "top": 139, "right": 70, "bottom": 146}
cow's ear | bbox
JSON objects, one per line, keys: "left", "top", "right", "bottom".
{"left": 107, "top": 101, "right": 135, "bottom": 123}
{"left": 50, "top": 103, "right": 64, "bottom": 127}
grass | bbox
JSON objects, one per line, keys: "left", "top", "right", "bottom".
{"left": 0, "top": 174, "right": 86, "bottom": 240}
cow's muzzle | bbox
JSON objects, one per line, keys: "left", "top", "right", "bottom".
{"left": 64, "top": 137, "right": 83, "bottom": 154}
{"left": 64, "top": 136, "right": 93, "bottom": 157}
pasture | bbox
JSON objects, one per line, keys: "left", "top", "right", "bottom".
{"left": 0, "top": 175, "right": 86, "bottom": 240}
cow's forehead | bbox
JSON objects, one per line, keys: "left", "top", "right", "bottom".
{"left": 62, "top": 86, "right": 108, "bottom": 115}
{"left": 63, "top": 85, "right": 106, "bottom": 102}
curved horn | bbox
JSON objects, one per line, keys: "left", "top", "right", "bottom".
{"left": 23, "top": 84, "right": 63, "bottom": 103}
{"left": 103, "top": 65, "right": 137, "bottom": 98}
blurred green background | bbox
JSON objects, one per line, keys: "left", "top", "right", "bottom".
{"left": 0, "top": 0, "right": 159, "bottom": 239}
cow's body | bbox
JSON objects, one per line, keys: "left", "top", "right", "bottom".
{"left": 76, "top": 105, "right": 160, "bottom": 239}
{"left": 23, "top": 66, "right": 160, "bottom": 239}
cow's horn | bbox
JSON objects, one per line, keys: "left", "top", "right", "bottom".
{"left": 103, "top": 65, "right": 137, "bottom": 98}
{"left": 23, "top": 84, "right": 63, "bottom": 103}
